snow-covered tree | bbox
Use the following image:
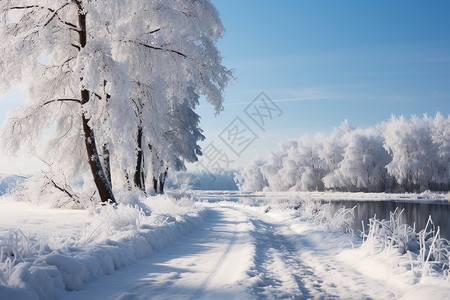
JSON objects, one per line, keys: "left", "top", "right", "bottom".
{"left": 262, "top": 138, "right": 324, "bottom": 191}
{"left": 106, "top": 0, "right": 232, "bottom": 194}
{"left": 237, "top": 122, "right": 354, "bottom": 192}
{"left": 237, "top": 114, "right": 450, "bottom": 193}
{"left": 317, "top": 120, "right": 355, "bottom": 175}
{"left": 0, "top": 0, "right": 125, "bottom": 203}
{"left": 383, "top": 114, "right": 449, "bottom": 192}
{"left": 323, "top": 128, "right": 392, "bottom": 192}
{"left": 0, "top": 0, "right": 231, "bottom": 203}
{"left": 235, "top": 159, "right": 268, "bottom": 192}
{"left": 431, "top": 112, "right": 450, "bottom": 190}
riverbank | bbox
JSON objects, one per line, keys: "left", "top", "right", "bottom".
{"left": 192, "top": 190, "right": 450, "bottom": 203}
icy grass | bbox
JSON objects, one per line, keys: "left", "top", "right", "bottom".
{"left": 296, "top": 200, "right": 355, "bottom": 234}
{"left": 293, "top": 198, "right": 450, "bottom": 284}
{"left": 0, "top": 194, "right": 204, "bottom": 300}
{"left": 360, "top": 208, "right": 450, "bottom": 281}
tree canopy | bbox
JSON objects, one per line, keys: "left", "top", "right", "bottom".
{"left": 0, "top": 0, "right": 232, "bottom": 204}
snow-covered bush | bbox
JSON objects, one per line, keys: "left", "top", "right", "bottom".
{"left": 92, "top": 204, "right": 145, "bottom": 234}
{"left": 417, "top": 218, "right": 450, "bottom": 277}
{"left": 0, "top": 230, "right": 39, "bottom": 284}
{"left": 361, "top": 208, "right": 417, "bottom": 255}
{"left": 297, "top": 200, "right": 355, "bottom": 234}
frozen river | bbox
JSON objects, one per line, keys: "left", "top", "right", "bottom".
{"left": 328, "top": 199, "right": 450, "bottom": 240}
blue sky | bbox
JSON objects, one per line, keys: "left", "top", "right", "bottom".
{"left": 191, "top": 0, "right": 450, "bottom": 170}
{"left": 1, "top": 0, "right": 449, "bottom": 174}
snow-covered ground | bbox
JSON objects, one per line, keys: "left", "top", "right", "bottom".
{"left": 1, "top": 191, "right": 449, "bottom": 299}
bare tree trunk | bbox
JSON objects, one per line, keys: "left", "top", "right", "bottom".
{"left": 133, "top": 125, "right": 146, "bottom": 191}
{"left": 158, "top": 168, "right": 168, "bottom": 194}
{"left": 78, "top": 11, "right": 116, "bottom": 204}
{"left": 124, "top": 171, "right": 132, "bottom": 191}
{"left": 101, "top": 80, "right": 112, "bottom": 187}
{"left": 102, "top": 143, "right": 112, "bottom": 186}
{"left": 153, "top": 177, "right": 158, "bottom": 193}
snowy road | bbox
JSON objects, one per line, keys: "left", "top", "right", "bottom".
{"left": 60, "top": 203, "right": 404, "bottom": 300}
{"left": 62, "top": 206, "right": 252, "bottom": 299}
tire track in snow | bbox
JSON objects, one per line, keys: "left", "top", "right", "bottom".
{"left": 245, "top": 215, "right": 339, "bottom": 299}
{"left": 241, "top": 205, "right": 400, "bottom": 299}
{"left": 190, "top": 207, "right": 246, "bottom": 299}
{"left": 285, "top": 228, "right": 400, "bottom": 300}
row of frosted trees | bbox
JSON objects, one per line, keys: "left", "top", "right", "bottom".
{"left": 237, "top": 113, "right": 450, "bottom": 193}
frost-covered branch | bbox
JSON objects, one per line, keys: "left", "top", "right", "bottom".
{"left": 42, "top": 3, "right": 70, "bottom": 27}
{"left": 9, "top": 5, "right": 54, "bottom": 12}
{"left": 41, "top": 98, "right": 82, "bottom": 106}
{"left": 128, "top": 40, "right": 188, "bottom": 59}
{"left": 9, "top": 2, "right": 78, "bottom": 31}
{"left": 45, "top": 175, "right": 80, "bottom": 203}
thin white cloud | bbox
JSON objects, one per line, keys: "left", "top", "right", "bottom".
{"left": 219, "top": 94, "right": 369, "bottom": 107}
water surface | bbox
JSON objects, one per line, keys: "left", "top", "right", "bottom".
{"left": 327, "top": 200, "right": 450, "bottom": 240}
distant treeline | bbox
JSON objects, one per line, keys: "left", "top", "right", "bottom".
{"left": 0, "top": 175, "right": 25, "bottom": 195}
{"left": 167, "top": 170, "right": 238, "bottom": 191}
{"left": 236, "top": 113, "right": 450, "bottom": 193}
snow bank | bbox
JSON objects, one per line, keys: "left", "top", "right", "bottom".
{"left": 0, "top": 194, "right": 205, "bottom": 300}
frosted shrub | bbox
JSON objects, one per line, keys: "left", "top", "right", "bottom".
{"left": 95, "top": 204, "right": 145, "bottom": 233}
{"left": 298, "top": 200, "right": 355, "bottom": 234}
{"left": 417, "top": 217, "right": 450, "bottom": 277}
{"left": 327, "top": 206, "right": 356, "bottom": 234}
{"left": 299, "top": 201, "right": 331, "bottom": 224}
{"left": 362, "top": 209, "right": 416, "bottom": 255}
{"left": 0, "top": 230, "right": 38, "bottom": 282}
{"left": 146, "top": 195, "right": 196, "bottom": 218}
{"left": 113, "top": 189, "right": 151, "bottom": 215}
{"left": 362, "top": 209, "right": 450, "bottom": 278}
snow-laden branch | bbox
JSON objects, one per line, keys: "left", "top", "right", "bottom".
{"left": 41, "top": 98, "right": 82, "bottom": 106}
{"left": 8, "top": 2, "right": 80, "bottom": 32}
{"left": 126, "top": 40, "right": 188, "bottom": 59}
{"left": 42, "top": 3, "right": 70, "bottom": 27}
{"left": 9, "top": 5, "right": 54, "bottom": 12}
